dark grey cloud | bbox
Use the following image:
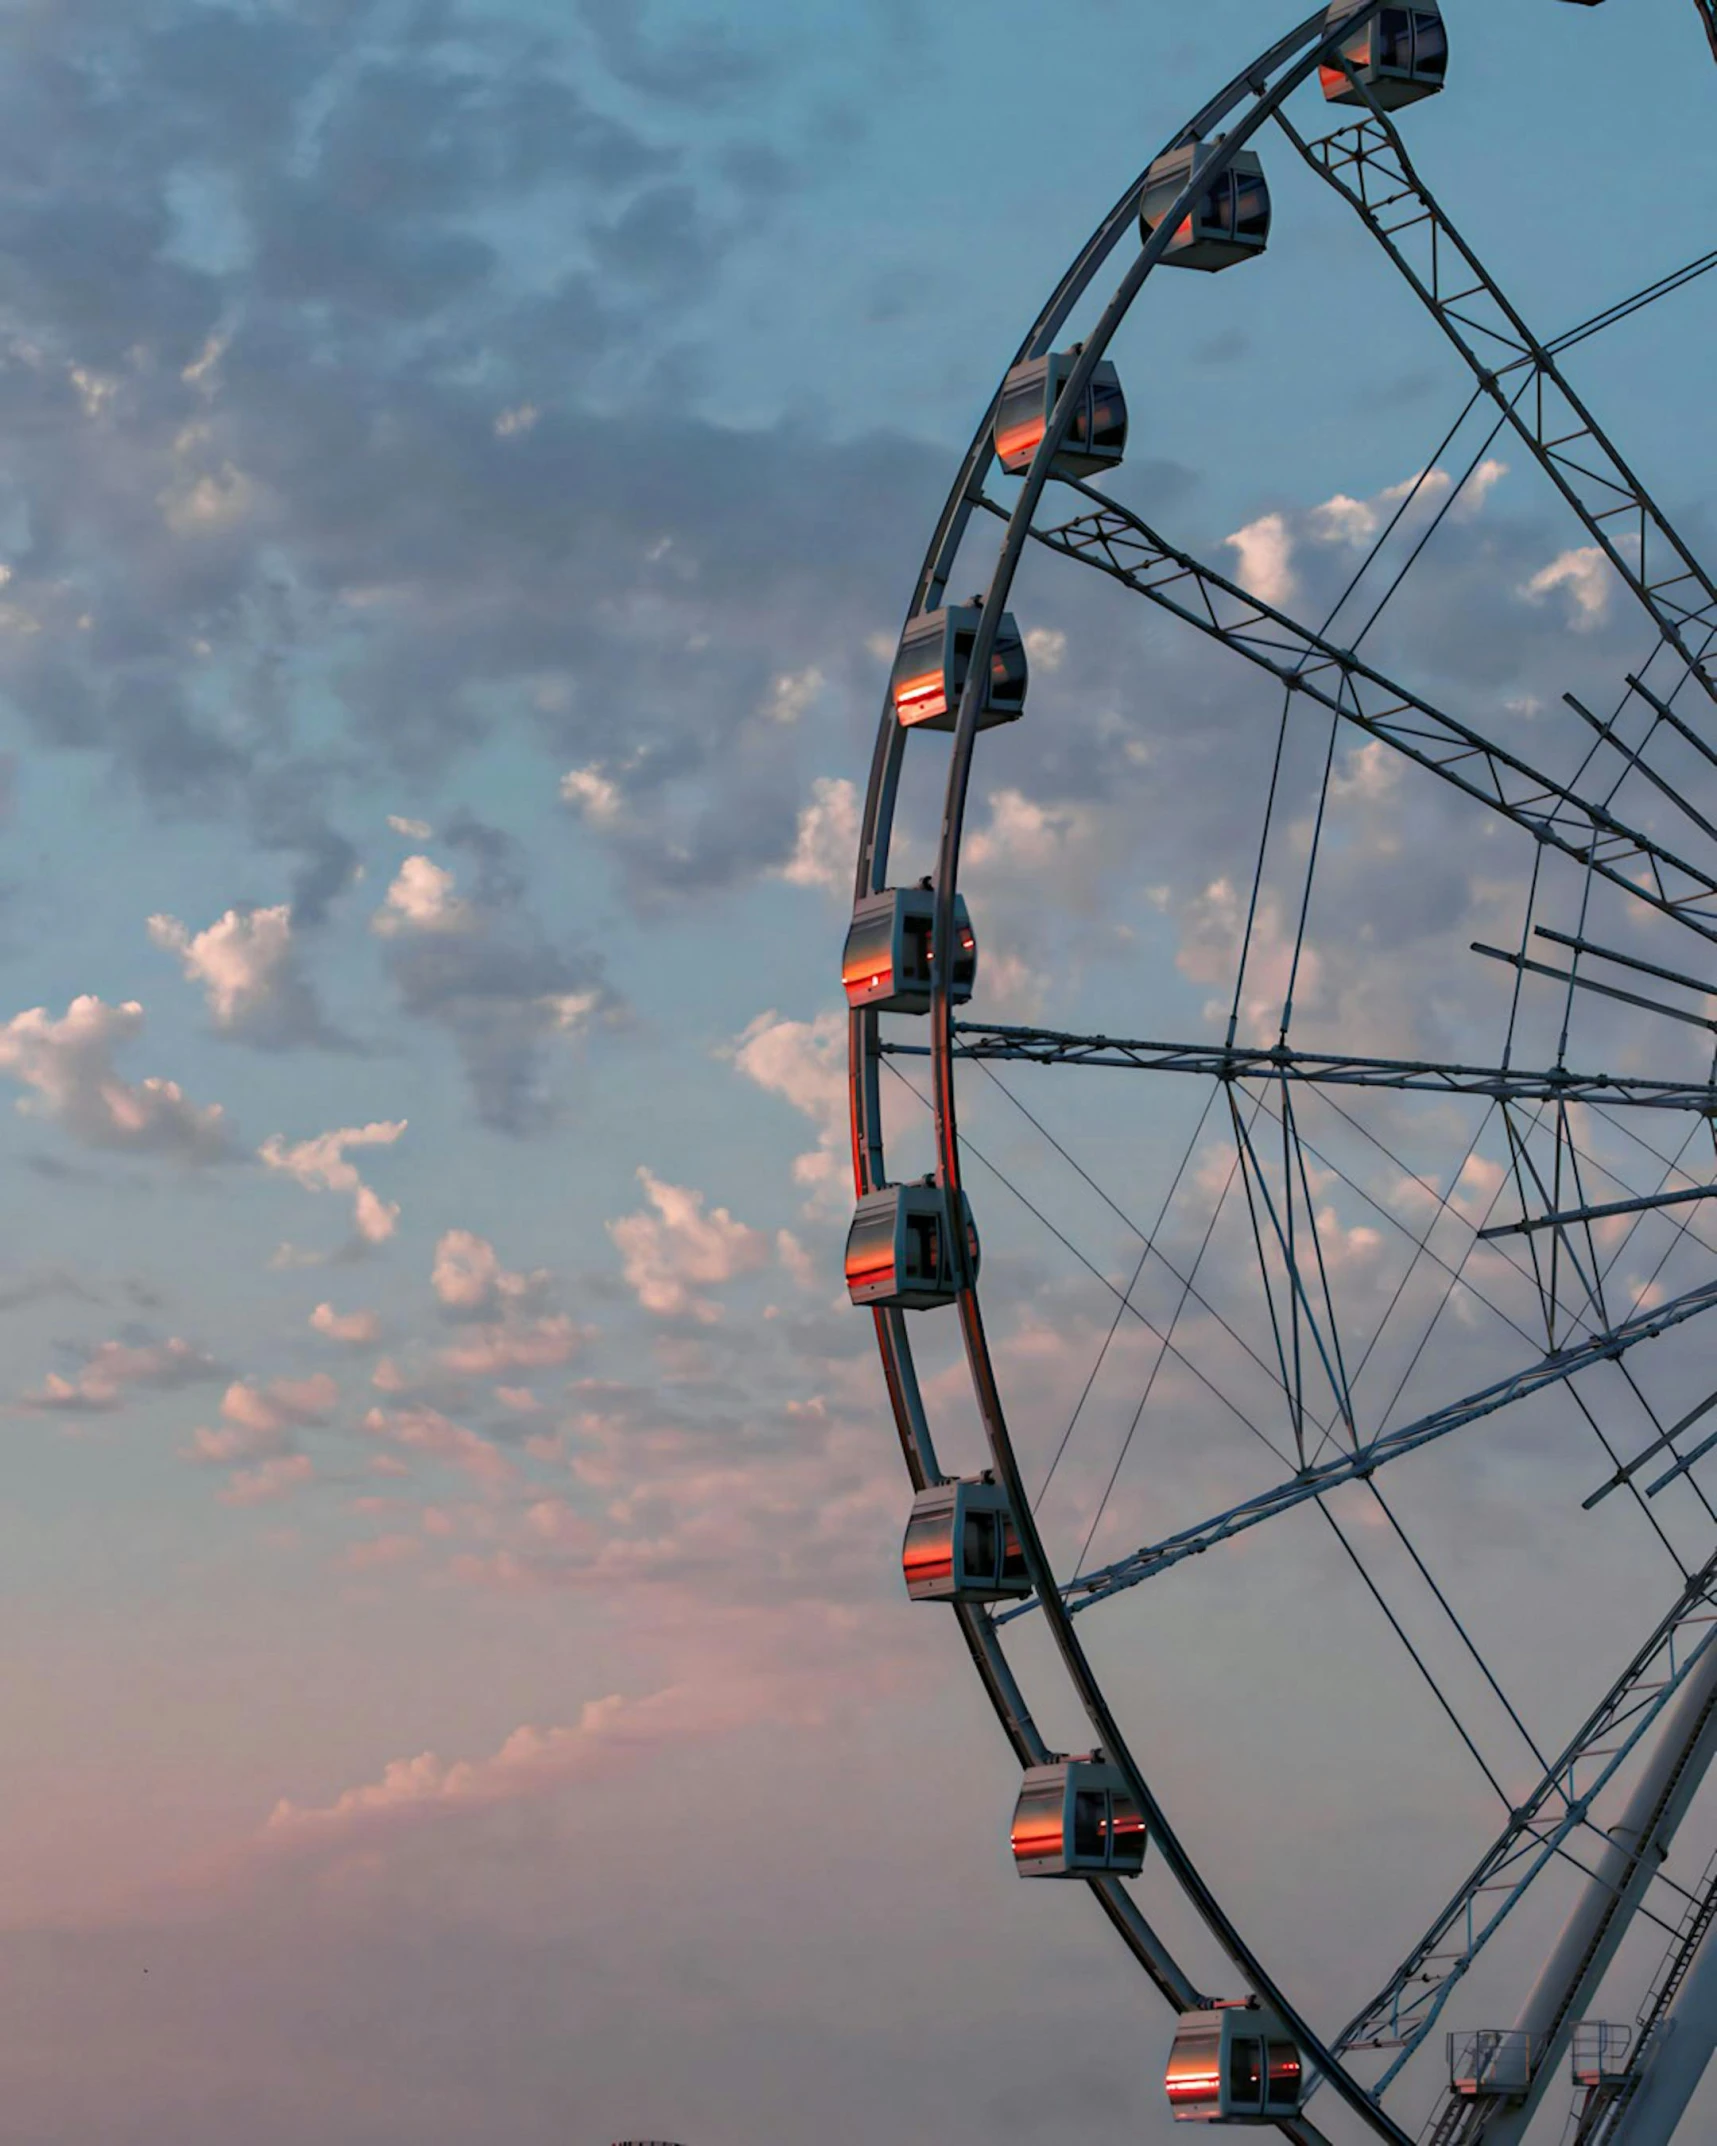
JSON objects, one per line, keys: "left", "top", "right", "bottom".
{"left": 576, "top": 0, "right": 764, "bottom": 106}
{"left": 377, "top": 810, "right": 615, "bottom": 1135}
{"left": 0, "top": 0, "right": 830, "bottom": 919}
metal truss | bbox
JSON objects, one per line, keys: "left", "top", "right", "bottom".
{"left": 994, "top": 1270, "right": 1717, "bottom": 1625}
{"left": 1275, "top": 105, "right": 1717, "bottom": 718}
{"left": 1003, "top": 491, "right": 1717, "bottom": 949}
{"left": 1334, "top": 1552, "right": 1717, "bottom": 2087}
{"left": 898, "top": 1023, "right": 1717, "bottom": 1116}
{"left": 1698, "top": 0, "right": 1717, "bottom": 67}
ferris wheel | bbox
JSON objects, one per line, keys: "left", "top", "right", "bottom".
{"left": 843, "top": 4, "right": 1717, "bottom": 2142}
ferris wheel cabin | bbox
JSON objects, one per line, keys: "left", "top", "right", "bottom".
{"left": 842, "top": 884, "right": 977, "bottom": 1015}
{"left": 890, "top": 604, "right": 1028, "bottom": 732}
{"left": 1010, "top": 1759, "right": 1146, "bottom": 1878}
{"left": 1139, "top": 139, "right": 1271, "bottom": 271}
{"left": 1164, "top": 2008, "right": 1309, "bottom": 2124}
{"left": 993, "top": 348, "right": 1129, "bottom": 480}
{"left": 845, "top": 1181, "right": 979, "bottom": 1310}
{"left": 1320, "top": 1, "right": 1448, "bottom": 108}
{"left": 902, "top": 1477, "right": 1030, "bottom": 1603}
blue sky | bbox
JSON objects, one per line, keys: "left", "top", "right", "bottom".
{"left": 1, "top": 2, "right": 1716, "bottom": 2142}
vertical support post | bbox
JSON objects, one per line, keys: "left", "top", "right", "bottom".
{"left": 1480, "top": 1637, "right": 1717, "bottom": 2143}
{"left": 1609, "top": 1925, "right": 1717, "bottom": 2146}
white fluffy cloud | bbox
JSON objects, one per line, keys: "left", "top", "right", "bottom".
{"left": 607, "top": 1167, "right": 770, "bottom": 1322}
{"left": 259, "top": 1120, "right": 408, "bottom": 1245}
{"left": 0, "top": 996, "right": 232, "bottom": 1160}
{"left": 1225, "top": 511, "right": 1296, "bottom": 607}
{"left": 729, "top": 1010, "right": 848, "bottom": 1208}
{"left": 372, "top": 855, "right": 473, "bottom": 936}
{"left": 780, "top": 775, "right": 859, "bottom": 893}
{"left": 430, "top": 1228, "right": 548, "bottom": 1314}
{"left": 1523, "top": 544, "right": 1616, "bottom": 628}
{"left": 147, "top": 904, "right": 327, "bottom": 1045}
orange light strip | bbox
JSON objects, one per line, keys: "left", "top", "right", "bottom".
{"left": 893, "top": 671, "right": 947, "bottom": 720}
{"left": 994, "top": 418, "right": 1047, "bottom": 466}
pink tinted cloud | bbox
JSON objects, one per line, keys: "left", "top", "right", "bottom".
{"left": 219, "top": 1454, "right": 316, "bottom": 1507}
{"left": 363, "top": 1403, "right": 517, "bottom": 1491}
{"left": 21, "top": 1337, "right": 224, "bottom": 1414}
{"left": 261, "top": 1685, "right": 757, "bottom": 1854}
{"left": 310, "top": 1302, "right": 381, "bottom": 1346}
{"left": 607, "top": 1168, "right": 769, "bottom": 1323}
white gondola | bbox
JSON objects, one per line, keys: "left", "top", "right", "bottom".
{"left": 1320, "top": 1, "right": 1448, "bottom": 108}
{"left": 993, "top": 347, "right": 1128, "bottom": 480}
{"left": 1165, "top": 2007, "right": 1309, "bottom": 2124}
{"left": 890, "top": 603, "right": 1028, "bottom": 733}
{"left": 842, "top": 884, "right": 977, "bottom": 1015}
{"left": 1010, "top": 1758, "right": 1146, "bottom": 1878}
{"left": 902, "top": 1477, "right": 1030, "bottom": 1603}
{"left": 1139, "top": 138, "right": 1271, "bottom": 272}
{"left": 845, "top": 1180, "right": 978, "bottom": 1310}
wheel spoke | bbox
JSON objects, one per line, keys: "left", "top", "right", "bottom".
{"left": 1277, "top": 103, "right": 1717, "bottom": 715}
{"left": 997, "top": 1271, "right": 1717, "bottom": 1622}
{"left": 1000, "top": 488, "right": 1717, "bottom": 946}
{"left": 1333, "top": 1549, "right": 1717, "bottom": 2089}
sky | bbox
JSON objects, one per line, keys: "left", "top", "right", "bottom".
{"left": 0, "top": 2, "right": 1716, "bottom": 2142}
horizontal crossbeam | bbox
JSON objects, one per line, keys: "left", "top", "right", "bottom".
{"left": 996, "top": 1271, "right": 1717, "bottom": 1624}
{"left": 887, "top": 1023, "right": 1717, "bottom": 1114}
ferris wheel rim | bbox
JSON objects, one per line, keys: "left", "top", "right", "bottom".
{"left": 846, "top": 7, "right": 1717, "bottom": 2142}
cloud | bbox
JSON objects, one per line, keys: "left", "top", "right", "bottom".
{"left": 147, "top": 903, "right": 336, "bottom": 1048}
{"left": 438, "top": 1316, "right": 586, "bottom": 1378}
{"left": 363, "top": 1402, "right": 516, "bottom": 1490}
{"left": 1174, "top": 876, "right": 1326, "bottom": 1044}
{"left": 0, "top": 997, "right": 233, "bottom": 1160}
{"left": 780, "top": 775, "right": 859, "bottom": 893}
{"left": 760, "top": 664, "right": 825, "bottom": 725}
{"left": 219, "top": 1453, "right": 316, "bottom": 1507}
{"left": 186, "top": 1373, "right": 339, "bottom": 1463}
{"left": 729, "top": 1010, "right": 848, "bottom": 1207}
{"left": 560, "top": 765, "right": 623, "bottom": 824}
{"left": 962, "top": 787, "right": 1095, "bottom": 876}
{"left": 607, "top": 1167, "right": 770, "bottom": 1322}
{"left": 1522, "top": 545, "right": 1616, "bottom": 628}
{"left": 387, "top": 815, "right": 432, "bottom": 839}
{"left": 20, "top": 1336, "right": 225, "bottom": 1414}
{"left": 258, "top": 1121, "right": 407, "bottom": 1246}
{"left": 430, "top": 1229, "right": 549, "bottom": 1315}
{"left": 310, "top": 1302, "right": 381, "bottom": 1346}
{"left": 371, "top": 855, "right": 473, "bottom": 936}
{"left": 1225, "top": 511, "right": 1296, "bottom": 606}
{"left": 261, "top": 1685, "right": 749, "bottom": 1853}
{"left": 373, "top": 818, "right": 614, "bottom": 1135}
